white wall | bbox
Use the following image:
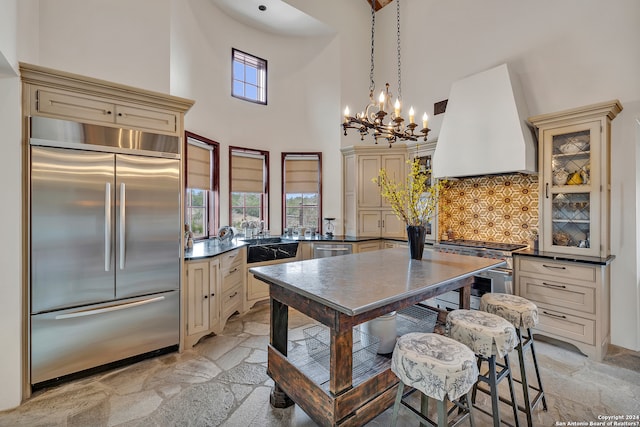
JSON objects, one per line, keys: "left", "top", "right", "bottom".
{"left": 38, "top": 0, "right": 171, "bottom": 92}
{"left": 0, "top": 0, "right": 23, "bottom": 411}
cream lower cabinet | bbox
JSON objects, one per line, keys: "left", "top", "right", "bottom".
{"left": 245, "top": 249, "right": 301, "bottom": 311}
{"left": 358, "top": 210, "right": 405, "bottom": 238}
{"left": 515, "top": 255, "right": 610, "bottom": 361}
{"left": 184, "top": 247, "right": 246, "bottom": 348}
{"left": 185, "top": 259, "right": 220, "bottom": 348}
{"left": 220, "top": 248, "right": 245, "bottom": 326}
{"left": 353, "top": 241, "right": 381, "bottom": 253}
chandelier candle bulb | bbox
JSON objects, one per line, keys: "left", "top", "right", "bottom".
{"left": 394, "top": 99, "right": 401, "bottom": 117}
{"left": 344, "top": 106, "right": 350, "bottom": 123}
{"left": 409, "top": 107, "right": 415, "bottom": 124}
{"left": 379, "top": 91, "right": 385, "bottom": 111}
{"left": 422, "top": 113, "right": 429, "bottom": 129}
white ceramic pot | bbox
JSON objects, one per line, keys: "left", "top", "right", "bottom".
{"left": 362, "top": 312, "right": 397, "bottom": 354}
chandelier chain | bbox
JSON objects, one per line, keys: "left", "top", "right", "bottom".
{"left": 396, "top": 0, "right": 402, "bottom": 101}
{"left": 369, "top": 1, "right": 376, "bottom": 94}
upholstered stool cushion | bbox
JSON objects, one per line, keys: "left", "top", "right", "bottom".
{"left": 391, "top": 332, "right": 478, "bottom": 401}
{"left": 481, "top": 293, "right": 539, "bottom": 329}
{"left": 446, "top": 309, "right": 518, "bottom": 358}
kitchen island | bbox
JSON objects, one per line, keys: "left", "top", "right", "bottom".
{"left": 250, "top": 248, "right": 505, "bottom": 427}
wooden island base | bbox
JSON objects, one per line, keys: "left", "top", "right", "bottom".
{"left": 249, "top": 249, "right": 504, "bottom": 427}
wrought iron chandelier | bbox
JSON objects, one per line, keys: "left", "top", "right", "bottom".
{"left": 342, "top": 0, "right": 429, "bottom": 146}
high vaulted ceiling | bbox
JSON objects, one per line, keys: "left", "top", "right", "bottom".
{"left": 211, "top": 0, "right": 334, "bottom": 37}
{"left": 211, "top": 0, "right": 393, "bottom": 37}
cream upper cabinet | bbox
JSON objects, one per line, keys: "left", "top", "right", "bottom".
{"left": 34, "top": 88, "right": 178, "bottom": 134}
{"left": 20, "top": 63, "right": 192, "bottom": 138}
{"left": 342, "top": 145, "right": 407, "bottom": 239}
{"left": 529, "top": 100, "right": 622, "bottom": 257}
{"left": 358, "top": 154, "right": 404, "bottom": 207}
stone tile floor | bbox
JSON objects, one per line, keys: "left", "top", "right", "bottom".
{"left": 1, "top": 302, "right": 639, "bottom": 426}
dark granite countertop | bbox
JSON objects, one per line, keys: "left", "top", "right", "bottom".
{"left": 514, "top": 249, "right": 615, "bottom": 266}
{"left": 184, "top": 235, "right": 396, "bottom": 261}
{"left": 184, "top": 240, "right": 248, "bottom": 260}
{"left": 278, "top": 234, "right": 386, "bottom": 243}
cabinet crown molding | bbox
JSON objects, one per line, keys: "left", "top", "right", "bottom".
{"left": 528, "top": 100, "right": 622, "bottom": 127}
{"left": 19, "top": 62, "right": 194, "bottom": 114}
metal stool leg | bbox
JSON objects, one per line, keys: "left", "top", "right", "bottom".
{"left": 421, "top": 392, "right": 430, "bottom": 427}
{"left": 466, "top": 391, "right": 476, "bottom": 427}
{"left": 437, "top": 398, "right": 447, "bottom": 427}
{"left": 488, "top": 356, "right": 501, "bottom": 427}
{"left": 517, "top": 328, "right": 534, "bottom": 426}
{"left": 527, "top": 328, "right": 548, "bottom": 411}
{"left": 390, "top": 381, "right": 404, "bottom": 427}
{"left": 504, "top": 353, "right": 521, "bottom": 427}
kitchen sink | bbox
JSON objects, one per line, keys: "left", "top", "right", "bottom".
{"left": 240, "top": 237, "right": 287, "bottom": 245}
{"left": 242, "top": 238, "right": 299, "bottom": 263}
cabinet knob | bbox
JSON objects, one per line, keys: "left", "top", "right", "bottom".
{"left": 106, "top": 110, "right": 112, "bottom": 115}
{"left": 211, "top": 293, "right": 215, "bottom": 297}
{"left": 204, "top": 295, "right": 208, "bottom": 299}
{"left": 118, "top": 112, "right": 123, "bottom": 117}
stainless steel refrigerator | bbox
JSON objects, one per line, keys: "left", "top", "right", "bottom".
{"left": 30, "top": 117, "right": 181, "bottom": 385}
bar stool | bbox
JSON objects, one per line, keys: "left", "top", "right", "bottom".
{"left": 446, "top": 309, "right": 520, "bottom": 427}
{"left": 390, "top": 332, "right": 478, "bottom": 427}
{"left": 480, "top": 293, "right": 548, "bottom": 426}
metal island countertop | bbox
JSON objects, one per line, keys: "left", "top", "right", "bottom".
{"left": 250, "top": 247, "right": 505, "bottom": 316}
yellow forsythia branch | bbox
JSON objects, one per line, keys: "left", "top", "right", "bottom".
{"left": 373, "top": 158, "right": 447, "bottom": 227}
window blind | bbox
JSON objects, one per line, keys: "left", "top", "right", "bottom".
{"left": 187, "top": 140, "right": 212, "bottom": 190}
{"left": 284, "top": 156, "right": 319, "bottom": 193}
{"left": 231, "top": 153, "right": 264, "bottom": 193}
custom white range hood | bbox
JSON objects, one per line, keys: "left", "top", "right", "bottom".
{"left": 433, "top": 63, "right": 536, "bottom": 178}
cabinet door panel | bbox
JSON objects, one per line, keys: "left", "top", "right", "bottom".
{"left": 381, "top": 210, "right": 405, "bottom": 238}
{"left": 37, "top": 89, "right": 114, "bottom": 123}
{"left": 518, "top": 258, "right": 596, "bottom": 282}
{"left": 186, "top": 261, "right": 210, "bottom": 335}
{"left": 536, "top": 308, "right": 595, "bottom": 345}
{"left": 358, "top": 156, "right": 382, "bottom": 207}
{"left": 358, "top": 211, "right": 381, "bottom": 236}
{"left": 115, "top": 105, "right": 177, "bottom": 133}
{"left": 519, "top": 275, "right": 595, "bottom": 315}
{"left": 541, "top": 121, "right": 601, "bottom": 256}
{"left": 380, "top": 155, "right": 405, "bottom": 208}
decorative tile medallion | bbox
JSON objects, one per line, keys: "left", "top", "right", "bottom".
{"left": 439, "top": 174, "right": 538, "bottom": 244}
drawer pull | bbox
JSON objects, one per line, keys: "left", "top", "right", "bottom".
{"left": 543, "top": 310, "right": 567, "bottom": 319}
{"left": 230, "top": 292, "right": 238, "bottom": 298}
{"left": 542, "top": 282, "right": 567, "bottom": 289}
{"left": 229, "top": 267, "right": 238, "bottom": 274}
{"left": 543, "top": 264, "right": 566, "bottom": 270}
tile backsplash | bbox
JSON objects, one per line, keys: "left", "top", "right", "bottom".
{"left": 438, "top": 174, "right": 539, "bottom": 244}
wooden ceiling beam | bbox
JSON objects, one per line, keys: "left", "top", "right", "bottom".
{"left": 366, "top": 0, "right": 394, "bottom": 12}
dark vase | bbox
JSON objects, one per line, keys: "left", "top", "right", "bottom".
{"left": 406, "top": 225, "right": 426, "bottom": 260}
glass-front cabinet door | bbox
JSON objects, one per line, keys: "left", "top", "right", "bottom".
{"left": 542, "top": 121, "right": 601, "bottom": 256}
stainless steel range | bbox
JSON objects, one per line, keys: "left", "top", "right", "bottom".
{"left": 427, "top": 239, "right": 528, "bottom": 310}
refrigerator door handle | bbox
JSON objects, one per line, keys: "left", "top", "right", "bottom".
{"left": 54, "top": 296, "right": 166, "bottom": 320}
{"left": 105, "top": 182, "right": 111, "bottom": 272}
{"left": 119, "top": 182, "right": 126, "bottom": 270}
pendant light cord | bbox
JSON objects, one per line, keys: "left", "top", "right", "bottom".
{"left": 397, "top": 0, "right": 402, "bottom": 102}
